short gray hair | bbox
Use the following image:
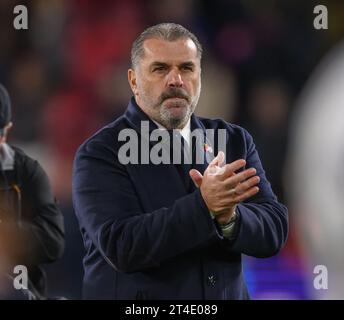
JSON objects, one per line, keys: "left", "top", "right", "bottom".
{"left": 131, "top": 23, "right": 203, "bottom": 69}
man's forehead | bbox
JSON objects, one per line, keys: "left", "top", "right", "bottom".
{"left": 141, "top": 38, "right": 199, "bottom": 64}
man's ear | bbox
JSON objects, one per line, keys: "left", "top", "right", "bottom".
{"left": 128, "top": 69, "right": 138, "bottom": 97}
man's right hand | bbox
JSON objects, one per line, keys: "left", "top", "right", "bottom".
{"left": 189, "top": 151, "right": 260, "bottom": 223}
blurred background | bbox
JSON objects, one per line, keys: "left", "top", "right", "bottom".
{"left": 0, "top": 0, "right": 343, "bottom": 299}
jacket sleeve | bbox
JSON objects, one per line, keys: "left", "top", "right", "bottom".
{"left": 72, "top": 135, "right": 221, "bottom": 273}
{"left": 222, "top": 128, "right": 289, "bottom": 257}
{"left": 1, "top": 158, "right": 65, "bottom": 267}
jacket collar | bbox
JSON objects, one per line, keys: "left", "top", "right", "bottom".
{"left": 124, "top": 97, "right": 158, "bottom": 134}
{"left": 124, "top": 97, "right": 212, "bottom": 172}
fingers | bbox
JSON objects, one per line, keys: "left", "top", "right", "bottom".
{"left": 189, "top": 169, "right": 203, "bottom": 188}
{"left": 233, "top": 186, "right": 259, "bottom": 203}
{"left": 212, "top": 185, "right": 259, "bottom": 213}
{"left": 224, "top": 167, "right": 257, "bottom": 188}
{"left": 209, "top": 151, "right": 225, "bottom": 168}
{"left": 218, "top": 159, "right": 246, "bottom": 180}
{"left": 235, "top": 175, "right": 260, "bottom": 194}
{"left": 207, "top": 154, "right": 247, "bottom": 179}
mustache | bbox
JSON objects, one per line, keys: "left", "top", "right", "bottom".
{"left": 159, "top": 88, "right": 190, "bottom": 104}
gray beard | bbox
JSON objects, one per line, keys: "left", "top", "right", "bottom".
{"left": 141, "top": 88, "right": 201, "bottom": 129}
{"left": 157, "top": 95, "right": 199, "bottom": 129}
{"left": 159, "top": 105, "right": 192, "bottom": 129}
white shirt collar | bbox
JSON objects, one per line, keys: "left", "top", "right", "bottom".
{"left": 151, "top": 118, "right": 191, "bottom": 146}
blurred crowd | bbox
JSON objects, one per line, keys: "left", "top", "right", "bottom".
{"left": 0, "top": 0, "right": 343, "bottom": 299}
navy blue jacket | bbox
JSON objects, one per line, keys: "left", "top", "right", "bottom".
{"left": 72, "top": 98, "right": 288, "bottom": 300}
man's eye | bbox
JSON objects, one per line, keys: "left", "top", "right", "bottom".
{"left": 181, "top": 66, "right": 193, "bottom": 71}
{"left": 152, "top": 66, "right": 166, "bottom": 72}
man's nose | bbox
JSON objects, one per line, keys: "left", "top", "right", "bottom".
{"left": 166, "top": 69, "right": 184, "bottom": 87}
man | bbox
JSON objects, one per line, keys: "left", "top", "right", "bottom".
{"left": 73, "top": 23, "right": 288, "bottom": 299}
{"left": 0, "top": 84, "right": 65, "bottom": 299}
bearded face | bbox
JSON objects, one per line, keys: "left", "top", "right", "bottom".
{"left": 128, "top": 37, "right": 201, "bottom": 129}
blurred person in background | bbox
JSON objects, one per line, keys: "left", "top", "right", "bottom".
{"left": 288, "top": 41, "right": 344, "bottom": 299}
{"left": 0, "top": 84, "right": 64, "bottom": 299}
{"left": 73, "top": 23, "right": 288, "bottom": 300}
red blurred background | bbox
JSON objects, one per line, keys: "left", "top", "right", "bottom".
{"left": 1, "top": 0, "right": 343, "bottom": 299}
